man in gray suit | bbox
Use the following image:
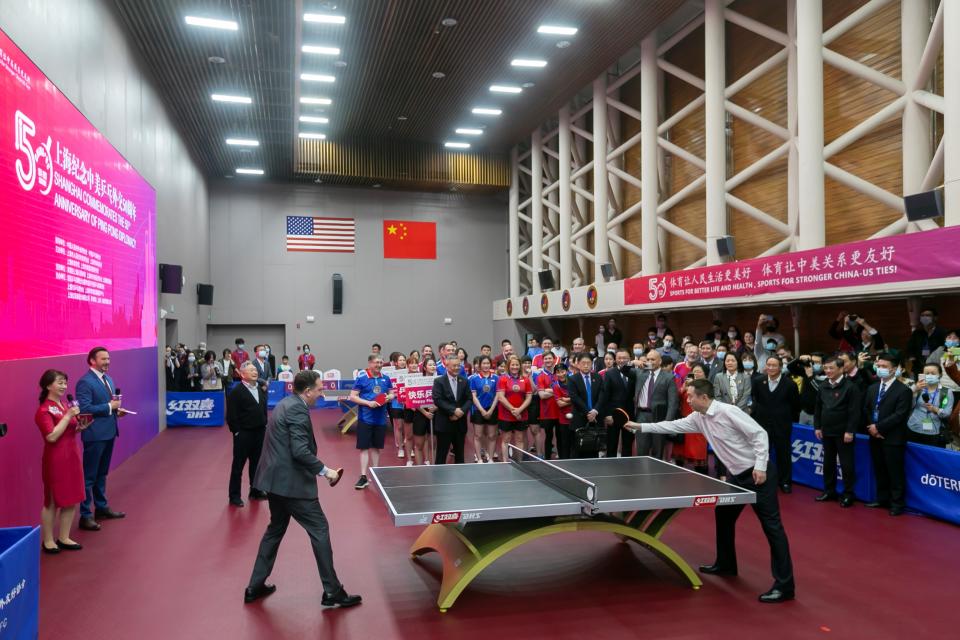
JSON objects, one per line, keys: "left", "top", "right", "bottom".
{"left": 633, "top": 349, "right": 680, "bottom": 458}
{"left": 245, "top": 370, "right": 361, "bottom": 609}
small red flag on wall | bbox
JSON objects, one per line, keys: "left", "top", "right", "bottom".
{"left": 383, "top": 220, "right": 436, "bottom": 259}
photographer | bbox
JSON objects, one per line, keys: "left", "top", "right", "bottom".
{"left": 788, "top": 353, "right": 827, "bottom": 426}
{"left": 754, "top": 314, "right": 786, "bottom": 363}
{"left": 829, "top": 312, "right": 885, "bottom": 354}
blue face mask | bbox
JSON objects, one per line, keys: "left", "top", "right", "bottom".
{"left": 813, "top": 363, "right": 823, "bottom": 373}
{"left": 875, "top": 367, "right": 891, "bottom": 379}
{"left": 743, "top": 361, "right": 755, "bottom": 371}
{"left": 945, "top": 339, "right": 959, "bottom": 348}
{"left": 925, "top": 373, "right": 940, "bottom": 385}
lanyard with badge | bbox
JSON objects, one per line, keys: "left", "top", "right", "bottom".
{"left": 920, "top": 388, "right": 944, "bottom": 435}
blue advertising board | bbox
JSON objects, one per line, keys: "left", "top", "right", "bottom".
{"left": 0, "top": 526, "right": 40, "bottom": 640}
{"left": 905, "top": 443, "right": 960, "bottom": 525}
{"left": 790, "top": 423, "right": 876, "bottom": 502}
{"left": 165, "top": 392, "right": 225, "bottom": 427}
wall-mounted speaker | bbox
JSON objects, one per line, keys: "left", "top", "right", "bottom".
{"left": 538, "top": 270, "right": 555, "bottom": 290}
{"left": 904, "top": 188, "right": 944, "bottom": 221}
{"left": 332, "top": 273, "right": 343, "bottom": 314}
{"left": 197, "top": 284, "right": 214, "bottom": 305}
{"left": 159, "top": 264, "right": 182, "bottom": 294}
{"left": 600, "top": 263, "right": 615, "bottom": 280}
{"left": 717, "top": 236, "right": 735, "bottom": 258}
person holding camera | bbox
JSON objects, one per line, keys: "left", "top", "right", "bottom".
{"left": 788, "top": 353, "right": 827, "bottom": 426}
{"left": 35, "top": 369, "right": 87, "bottom": 554}
{"left": 829, "top": 312, "right": 885, "bottom": 354}
{"left": 754, "top": 314, "right": 786, "bottom": 364}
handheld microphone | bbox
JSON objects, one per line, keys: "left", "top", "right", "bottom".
{"left": 112, "top": 388, "right": 122, "bottom": 402}
{"left": 67, "top": 394, "right": 78, "bottom": 408}
{"left": 921, "top": 391, "right": 930, "bottom": 403}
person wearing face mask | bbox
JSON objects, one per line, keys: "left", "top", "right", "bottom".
{"left": 813, "top": 356, "right": 862, "bottom": 507}
{"left": 828, "top": 312, "right": 885, "bottom": 354}
{"left": 704, "top": 320, "right": 725, "bottom": 346}
{"left": 220, "top": 349, "right": 235, "bottom": 389}
{"left": 631, "top": 342, "right": 647, "bottom": 368}
{"left": 907, "top": 363, "right": 956, "bottom": 448}
{"left": 185, "top": 350, "right": 201, "bottom": 392}
{"left": 863, "top": 353, "right": 913, "bottom": 516}
{"left": 788, "top": 353, "right": 826, "bottom": 426}
{"left": 906, "top": 307, "right": 947, "bottom": 376}
{"left": 299, "top": 344, "right": 317, "bottom": 372}
{"left": 232, "top": 338, "right": 250, "bottom": 381}
{"left": 253, "top": 345, "right": 273, "bottom": 391}
{"left": 726, "top": 326, "right": 744, "bottom": 355}
{"left": 740, "top": 354, "right": 761, "bottom": 389}
{"left": 200, "top": 350, "right": 223, "bottom": 391}
{"left": 599, "top": 348, "right": 637, "bottom": 457}
{"left": 925, "top": 329, "right": 960, "bottom": 369}
{"left": 263, "top": 345, "right": 277, "bottom": 380}
{"left": 754, "top": 313, "right": 785, "bottom": 364}
{"left": 164, "top": 346, "right": 179, "bottom": 390}
{"left": 657, "top": 333, "right": 680, "bottom": 361}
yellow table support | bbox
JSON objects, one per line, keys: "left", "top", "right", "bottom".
{"left": 337, "top": 400, "right": 358, "bottom": 434}
{"left": 410, "top": 510, "right": 701, "bottom": 612}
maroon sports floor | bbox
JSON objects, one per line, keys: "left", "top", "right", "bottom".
{"left": 40, "top": 409, "right": 957, "bottom": 639}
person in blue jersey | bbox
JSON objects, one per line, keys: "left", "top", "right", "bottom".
{"left": 348, "top": 354, "right": 394, "bottom": 490}
{"left": 436, "top": 342, "right": 466, "bottom": 377}
{"left": 470, "top": 355, "right": 499, "bottom": 463}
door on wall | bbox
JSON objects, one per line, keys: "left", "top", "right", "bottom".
{"left": 205, "top": 324, "right": 286, "bottom": 360}
{"left": 164, "top": 318, "right": 178, "bottom": 349}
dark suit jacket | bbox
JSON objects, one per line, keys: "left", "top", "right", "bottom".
{"left": 432, "top": 375, "right": 472, "bottom": 434}
{"left": 253, "top": 395, "right": 326, "bottom": 499}
{"left": 568, "top": 372, "right": 602, "bottom": 429}
{"left": 76, "top": 369, "right": 118, "bottom": 442}
{"left": 752, "top": 376, "right": 801, "bottom": 431}
{"left": 633, "top": 368, "right": 679, "bottom": 422}
{"left": 598, "top": 366, "right": 636, "bottom": 419}
{"left": 814, "top": 376, "right": 861, "bottom": 436}
{"left": 863, "top": 380, "right": 912, "bottom": 445}
{"left": 226, "top": 382, "right": 268, "bottom": 433}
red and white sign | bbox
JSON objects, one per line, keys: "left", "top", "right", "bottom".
{"left": 431, "top": 511, "right": 461, "bottom": 524}
{"left": 624, "top": 226, "right": 960, "bottom": 306}
{"left": 693, "top": 496, "right": 719, "bottom": 507}
{"left": 404, "top": 374, "right": 436, "bottom": 408}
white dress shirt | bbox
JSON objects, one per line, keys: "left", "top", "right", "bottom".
{"left": 726, "top": 372, "right": 739, "bottom": 403}
{"left": 243, "top": 380, "right": 260, "bottom": 404}
{"left": 637, "top": 369, "right": 658, "bottom": 409}
{"left": 767, "top": 375, "right": 781, "bottom": 392}
{"left": 637, "top": 400, "right": 769, "bottom": 475}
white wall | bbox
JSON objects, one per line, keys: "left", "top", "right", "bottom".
{"left": 208, "top": 182, "right": 507, "bottom": 371}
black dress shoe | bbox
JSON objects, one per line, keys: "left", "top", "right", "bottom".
{"left": 244, "top": 582, "right": 276, "bottom": 604}
{"left": 814, "top": 492, "right": 838, "bottom": 502}
{"left": 229, "top": 498, "right": 245, "bottom": 507}
{"left": 321, "top": 588, "right": 362, "bottom": 608}
{"left": 78, "top": 517, "right": 101, "bottom": 531}
{"left": 56, "top": 540, "right": 83, "bottom": 551}
{"left": 889, "top": 507, "right": 905, "bottom": 516}
{"left": 95, "top": 509, "right": 126, "bottom": 519}
{"left": 249, "top": 490, "right": 268, "bottom": 500}
{"left": 839, "top": 496, "right": 854, "bottom": 508}
{"left": 42, "top": 544, "right": 60, "bottom": 555}
{"left": 864, "top": 501, "right": 889, "bottom": 508}
{"left": 759, "top": 588, "right": 795, "bottom": 603}
{"left": 698, "top": 564, "right": 737, "bottom": 576}
{"left": 780, "top": 484, "right": 792, "bottom": 494}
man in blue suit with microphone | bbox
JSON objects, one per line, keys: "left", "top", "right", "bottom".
{"left": 76, "top": 346, "right": 129, "bottom": 531}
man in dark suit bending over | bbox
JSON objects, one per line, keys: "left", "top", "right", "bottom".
{"left": 433, "top": 353, "right": 473, "bottom": 464}
{"left": 245, "top": 370, "right": 361, "bottom": 609}
{"left": 226, "top": 361, "right": 268, "bottom": 507}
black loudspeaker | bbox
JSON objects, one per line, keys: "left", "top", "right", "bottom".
{"left": 717, "top": 236, "right": 735, "bottom": 258}
{"left": 600, "top": 263, "right": 614, "bottom": 280}
{"left": 332, "top": 273, "right": 343, "bottom": 314}
{"left": 159, "top": 264, "right": 182, "bottom": 294}
{"left": 197, "top": 284, "right": 214, "bottom": 305}
{"left": 538, "top": 270, "right": 555, "bottom": 290}
{"left": 904, "top": 188, "right": 944, "bottom": 221}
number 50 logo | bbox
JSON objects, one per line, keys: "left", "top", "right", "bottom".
{"left": 647, "top": 276, "right": 667, "bottom": 301}
{"left": 15, "top": 110, "right": 53, "bottom": 195}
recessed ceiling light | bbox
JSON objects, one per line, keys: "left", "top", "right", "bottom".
{"left": 455, "top": 128, "right": 483, "bottom": 135}
{"left": 299, "top": 132, "right": 327, "bottom": 140}
{"left": 207, "top": 56, "right": 226, "bottom": 64}
{"left": 432, "top": 71, "right": 446, "bottom": 79}
{"left": 303, "top": 13, "right": 346, "bottom": 24}
{"left": 300, "top": 96, "right": 332, "bottom": 105}
{"left": 185, "top": 16, "right": 238, "bottom": 31}
{"left": 299, "top": 115, "right": 329, "bottom": 123}
{"left": 211, "top": 93, "right": 252, "bottom": 104}
{"left": 226, "top": 138, "right": 259, "bottom": 146}
{"left": 441, "top": 17, "right": 458, "bottom": 27}
{"left": 372, "top": 183, "right": 382, "bottom": 188}
{"left": 300, "top": 73, "right": 336, "bottom": 83}
{"left": 522, "top": 82, "right": 535, "bottom": 88}
{"left": 556, "top": 40, "right": 571, "bottom": 49}
{"left": 236, "top": 168, "right": 264, "bottom": 175}
{"left": 397, "top": 115, "right": 408, "bottom": 121}
{"left": 472, "top": 107, "right": 502, "bottom": 116}
{"left": 302, "top": 44, "right": 341, "bottom": 55}
{"left": 511, "top": 59, "right": 547, "bottom": 68}
{"left": 333, "top": 60, "right": 347, "bottom": 67}
{"left": 490, "top": 85, "right": 522, "bottom": 94}
{"left": 445, "top": 141, "right": 470, "bottom": 149}
{"left": 537, "top": 25, "right": 578, "bottom": 36}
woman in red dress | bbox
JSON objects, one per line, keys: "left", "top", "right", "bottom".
{"left": 672, "top": 363, "right": 709, "bottom": 474}
{"left": 35, "top": 369, "right": 86, "bottom": 554}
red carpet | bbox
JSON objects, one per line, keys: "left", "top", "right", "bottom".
{"left": 40, "top": 410, "right": 958, "bottom": 639}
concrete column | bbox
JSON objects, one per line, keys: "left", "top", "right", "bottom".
{"left": 558, "top": 106, "right": 573, "bottom": 289}
{"left": 531, "top": 128, "right": 544, "bottom": 293}
{"left": 509, "top": 146, "right": 519, "bottom": 297}
{"left": 593, "top": 77, "right": 610, "bottom": 279}
{"left": 640, "top": 34, "right": 660, "bottom": 274}
{"left": 796, "top": 0, "right": 826, "bottom": 248}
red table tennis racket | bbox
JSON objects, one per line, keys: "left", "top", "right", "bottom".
{"left": 328, "top": 468, "right": 344, "bottom": 487}
{"left": 615, "top": 407, "right": 632, "bottom": 423}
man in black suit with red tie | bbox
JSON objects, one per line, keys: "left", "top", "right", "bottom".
{"left": 227, "top": 361, "right": 268, "bottom": 507}
{"left": 862, "top": 353, "right": 913, "bottom": 515}
{"left": 432, "top": 354, "right": 473, "bottom": 464}
{"left": 566, "top": 353, "right": 603, "bottom": 458}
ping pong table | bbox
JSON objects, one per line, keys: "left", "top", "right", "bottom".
{"left": 369, "top": 446, "right": 756, "bottom": 611}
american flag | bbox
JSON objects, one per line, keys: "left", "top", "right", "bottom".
{"left": 286, "top": 216, "right": 356, "bottom": 253}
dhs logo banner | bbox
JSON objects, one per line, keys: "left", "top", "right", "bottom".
{"left": 165, "top": 392, "right": 224, "bottom": 427}
{"left": 789, "top": 424, "right": 876, "bottom": 502}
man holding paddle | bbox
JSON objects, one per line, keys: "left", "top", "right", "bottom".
{"left": 623, "top": 378, "right": 796, "bottom": 604}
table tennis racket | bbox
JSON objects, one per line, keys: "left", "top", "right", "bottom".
{"left": 327, "top": 467, "right": 344, "bottom": 487}
{"left": 615, "top": 407, "right": 632, "bottom": 422}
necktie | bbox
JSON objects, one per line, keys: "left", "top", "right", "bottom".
{"left": 878, "top": 382, "right": 887, "bottom": 403}
{"left": 101, "top": 375, "right": 113, "bottom": 396}
{"left": 584, "top": 374, "right": 592, "bottom": 410}
{"left": 645, "top": 372, "right": 655, "bottom": 409}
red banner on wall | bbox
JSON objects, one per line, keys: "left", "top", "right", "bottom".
{"left": 624, "top": 226, "right": 960, "bottom": 306}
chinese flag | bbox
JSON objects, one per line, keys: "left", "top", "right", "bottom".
{"left": 383, "top": 220, "right": 436, "bottom": 259}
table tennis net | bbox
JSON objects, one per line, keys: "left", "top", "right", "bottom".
{"left": 508, "top": 445, "right": 598, "bottom": 505}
